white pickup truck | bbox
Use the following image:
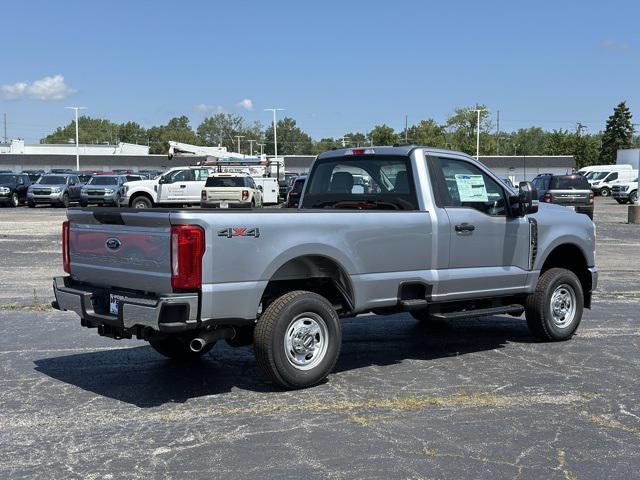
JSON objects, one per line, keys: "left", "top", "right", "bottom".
{"left": 121, "top": 166, "right": 214, "bottom": 208}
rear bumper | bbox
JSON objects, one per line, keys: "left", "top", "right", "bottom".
{"left": 52, "top": 276, "right": 199, "bottom": 332}
{"left": 200, "top": 201, "right": 252, "bottom": 208}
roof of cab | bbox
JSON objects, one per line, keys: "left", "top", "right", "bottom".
{"left": 316, "top": 145, "right": 474, "bottom": 160}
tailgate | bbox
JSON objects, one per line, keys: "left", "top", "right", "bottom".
{"left": 549, "top": 189, "right": 591, "bottom": 205}
{"left": 205, "top": 188, "right": 243, "bottom": 202}
{"left": 67, "top": 209, "right": 173, "bottom": 293}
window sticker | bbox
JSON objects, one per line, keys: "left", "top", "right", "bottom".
{"left": 454, "top": 174, "right": 488, "bottom": 202}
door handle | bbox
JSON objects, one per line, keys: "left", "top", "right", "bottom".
{"left": 179, "top": 184, "right": 187, "bottom": 188}
{"left": 455, "top": 223, "right": 475, "bottom": 232}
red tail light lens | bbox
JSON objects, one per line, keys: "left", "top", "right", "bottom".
{"left": 201, "top": 190, "right": 207, "bottom": 201}
{"left": 543, "top": 192, "right": 552, "bottom": 203}
{"left": 242, "top": 189, "right": 249, "bottom": 201}
{"left": 171, "top": 225, "right": 205, "bottom": 291}
{"left": 589, "top": 192, "right": 594, "bottom": 204}
{"left": 62, "top": 220, "right": 70, "bottom": 273}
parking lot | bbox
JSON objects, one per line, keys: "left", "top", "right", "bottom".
{"left": 0, "top": 199, "right": 639, "bottom": 479}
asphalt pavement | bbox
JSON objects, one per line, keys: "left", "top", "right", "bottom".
{"left": 0, "top": 199, "right": 638, "bottom": 479}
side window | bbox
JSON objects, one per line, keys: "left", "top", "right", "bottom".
{"left": 169, "top": 169, "right": 195, "bottom": 182}
{"left": 607, "top": 172, "right": 618, "bottom": 182}
{"left": 248, "top": 178, "right": 256, "bottom": 189}
{"left": 193, "top": 169, "right": 209, "bottom": 181}
{"left": 434, "top": 157, "right": 507, "bottom": 216}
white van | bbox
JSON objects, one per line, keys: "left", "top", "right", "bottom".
{"left": 578, "top": 164, "right": 632, "bottom": 180}
{"left": 589, "top": 168, "right": 638, "bottom": 197}
{"left": 252, "top": 177, "right": 280, "bottom": 205}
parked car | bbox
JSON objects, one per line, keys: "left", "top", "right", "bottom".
{"left": 53, "top": 146, "right": 597, "bottom": 389}
{"left": 121, "top": 166, "right": 214, "bottom": 208}
{"left": 80, "top": 175, "right": 128, "bottom": 207}
{"left": 279, "top": 172, "right": 299, "bottom": 199}
{"left": 286, "top": 175, "right": 306, "bottom": 207}
{"left": 200, "top": 173, "right": 263, "bottom": 208}
{"left": 27, "top": 174, "right": 82, "bottom": 207}
{"left": 532, "top": 173, "right": 594, "bottom": 219}
{"left": 0, "top": 173, "right": 31, "bottom": 207}
{"left": 21, "top": 170, "right": 45, "bottom": 183}
{"left": 68, "top": 171, "right": 96, "bottom": 184}
{"left": 589, "top": 169, "right": 637, "bottom": 197}
{"left": 611, "top": 177, "right": 639, "bottom": 204}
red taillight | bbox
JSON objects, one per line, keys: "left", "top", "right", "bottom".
{"left": 347, "top": 148, "right": 375, "bottom": 155}
{"left": 242, "top": 189, "right": 249, "bottom": 201}
{"left": 589, "top": 192, "right": 594, "bottom": 204}
{"left": 543, "top": 192, "right": 552, "bottom": 203}
{"left": 201, "top": 190, "right": 207, "bottom": 201}
{"left": 62, "top": 220, "right": 70, "bottom": 273}
{"left": 170, "top": 225, "right": 205, "bottom": 291}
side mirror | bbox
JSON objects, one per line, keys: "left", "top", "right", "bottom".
{"left": 518, "top": 181, "right": 538, "bottom": 215}
{"left": 158, "top": 176, "right": 168, "bottom": 184}
{"left": 257, "top": 185, "right": 263, "bottom": 191}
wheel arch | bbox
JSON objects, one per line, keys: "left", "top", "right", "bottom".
{"left": 538, "top": 243, "right": 592, "bottom": 306}
{"left": 128, "top": 190, "right": 155, "bottom": 207}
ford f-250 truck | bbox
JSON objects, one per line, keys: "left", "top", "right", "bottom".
{"left": 52, "top": 146, "right": 597, "bottom": 389}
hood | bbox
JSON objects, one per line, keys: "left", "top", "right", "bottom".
{"left": 124, "top": 179, "right": 157, "bottom": 188}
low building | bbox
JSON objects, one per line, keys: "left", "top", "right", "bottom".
{"left": 0, "top": 139, "right": 150, "bottom": 156}
{"left": 0, "top": 154, "right": 207, "bottom": 172}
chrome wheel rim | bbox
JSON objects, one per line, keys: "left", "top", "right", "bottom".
{"left": 550, "top": 283, "right": 577, "bottom": 328}
{"left": 11, "top": 194, "right": 18, "bottom": 207}
{"left": 134, "top": 200, "right": 146, "bottom": 209}
{"left": 284, "top": 312, "right": 329, "bottom": 371}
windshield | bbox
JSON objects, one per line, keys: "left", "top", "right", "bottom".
{"left": 205, "top": 177, "right": 247, "bottom": 188}
{"left": 37, "top": 175, "right": 67, "bottom": 185}
{"left": 88, "top": 176, "right": 118, "bottom": 186}
{"left": 0, "top": 174, "right": 16, "bottom": 184}
{"left": 303, "top": 155, "right": 418, "bottom": 210}
{"left": 291, "top": 178, "right": 306, "bottom": 193}
{"left": 590, "top": 171, "right": 609, "bottom": 181}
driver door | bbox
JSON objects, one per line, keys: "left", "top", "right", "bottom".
{"left": 159, "top": 169, "right": 193, "bottom": 202}
{"left": 429, "top": 156, "right": 531, "bottom": 297}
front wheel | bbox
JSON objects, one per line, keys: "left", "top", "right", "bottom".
{"left": 630, "top": 190, "right": 638, "bottom": 204}
{"left": 60, "top": 193, "right": 70, "bottom": 208}
{"left": 10, "top": 193, "right": 19, "bottom": 208}
{"left": 525, "top": 268, "right": 583, "bottom": 341}
{"left": 254, "top": 290, "right": 342, "bottom": 389}
{"left": 131, "top": 196, "right": 153, "bottom": 209}
{"left": 599, "top": 187, "right": 610, "bottom": 197}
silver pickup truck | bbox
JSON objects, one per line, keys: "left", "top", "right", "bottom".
{"left": 53, "top": 146, "right": 597, "bottom": 389}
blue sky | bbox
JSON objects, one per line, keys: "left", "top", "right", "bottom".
{"left": 2, "top": 0, "right": 639, "bottom": 142}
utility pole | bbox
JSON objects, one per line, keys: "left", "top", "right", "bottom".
{"left": 404, "top": 114, "right": 408, "bottom": 143}
{"left": 65, "top": 106, "right": 87, "bottom": 171}
{"left": 3, "top": 113, "right": 7, "bottom": 144}
{"left": 235, "top": 135, "right": 245, "bottom": 154}
{"left": 248, "top": 139, "right": 256, "bottom": 156}
{"left": 257, "top": 143, "right": 265, "bottom": 156}
{"left": 576, "top": 122, "right": 587, "bottom": 137}
{"left": 496, "top": 109, "right": 500, "bottom": 155}
{"left": 264, "top": 108, "right": 284, "bottom": 159}
{"left": 474, "top": 108, "right": 486, "bottom": 159}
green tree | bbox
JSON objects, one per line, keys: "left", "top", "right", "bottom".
{"left": 196, "top": 113, "right": 262, "bottom": 154}
{"left": 368, "top": 124, "right": 398, "bottom": 146}
{"left": 343, "top": 132, "right": 368, "bottom": 147}
{"left": 42, "top": 116, "right": 124, "bottom": 145}
{"left": 264, "top": 117, "right": 314, "bottom": 155}
{"left": 599, "top": 101, "right": 634, "bottom": 164}
{"left": 406, "top": 119, "right": 447, "bottom": 147}
{"left": 446, "top": 105, "right": 492, "bottom": 155}
{"left": 313, "top": 137, "right": 339, "bottom": 154}
{"left": 147, "top": 116, "right": 200, "bottom": 154}
{"left": 507, "top": 127, "right": 547, "bottom": 156}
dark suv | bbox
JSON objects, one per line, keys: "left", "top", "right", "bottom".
{"left": 0, "top": 173, "right": 31, "bottom": 207}
{"left": 532, "top": 174, "right": 594, "bottom": 219}
{"left": 286, "top": 176, "right": 306, "bottom": 208}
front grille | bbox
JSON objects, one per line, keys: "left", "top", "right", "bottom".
{"left": 88, "top": 191, "right": 104, "bottom": 196}
{"left": 32, "top": 189, "right": 50, "bottom": 195}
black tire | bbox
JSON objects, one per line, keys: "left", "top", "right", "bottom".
{"left": 27, "top": 201, "right": 36, "bottom": 208}
{"left": 599, "top": 187, "right": 610, "bottom": 197}
{"left": 60, "top": 193, "right": 70, "bottom": 208}
{"left": 79, "top": 201, "right": 88, "bottom": 207}
{"left": 254, "top": 290, "right": 341, "bottom": 389}
{"left": 615, "top": 198, "right": 628, "bottom": 204}
{"left": 630, "top": 190, "right": 638, "bottom": 204}
{"left": 10, "top": 193, "right": 19, "bottom": 208}
{"left": 525, "top": 268, "right": 583, "bottom": 341}
{"left": 226, "top": 325, "right": 255, "bottom": 347}
{"left": 131, "top": 195, "right": 153, "bottom": 209}
{"left": 149, "top": 335, "right": 213, "bottom": 361}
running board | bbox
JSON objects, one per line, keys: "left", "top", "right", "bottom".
{"left": 431, "top": 305, "right": 524, "bottom": 320}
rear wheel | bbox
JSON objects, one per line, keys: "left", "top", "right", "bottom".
{"left": 131, "top": 195, "right": 153, "bottom": 209}
{"left": 254, "top": 290, "right": 341, "bottom": 389}
{"left": 630, "top": 190, "right": 638, "bottom": 204}
{"left": 149, "top": 335, "right": 213, "bottom": 361}
{"left": 525, "top": 268, "right": 583, "bottom": 341}
{"left": 599, "top": 187, "right": 610, "bottom": 197}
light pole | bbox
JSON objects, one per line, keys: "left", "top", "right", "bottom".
{"left": 234, "top": 135, "right": 245, "bottom": 154}
{"left": 248, "top": 139, "right": 256, "bottom": 156}
{"left": 65, "top": 106, "right": 87, "bottom": 170}
{"left": 257, "top": 143, "right": 265, "bottom": 156}
{"left": 474, "top": 109, "right": 486, "bottom": 159}
{"left": 264, "top": 108, "right": 284, "bottom": 159}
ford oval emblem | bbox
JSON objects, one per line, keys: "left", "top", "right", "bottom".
{"left": 105, "top": 237, "right": 122, "bottom": 251}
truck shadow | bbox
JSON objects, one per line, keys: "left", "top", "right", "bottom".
{"left": 33, "top": 314, "right": 536, "bottom": 408}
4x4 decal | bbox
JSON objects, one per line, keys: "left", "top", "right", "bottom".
{"left": 217, "top": 227, "right": 260, "bottom": 238}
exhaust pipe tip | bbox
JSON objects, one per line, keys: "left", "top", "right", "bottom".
{"left": 189, "top": 338, "right": 206, "bottom": 353}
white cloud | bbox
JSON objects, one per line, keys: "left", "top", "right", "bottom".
{"left": 601, "top": 40, "right": 631, "bottom": 51}
{"left": 236, "top": 98, "right": 254, "bottom": 111}
{"left": 194, "top": 103, "right": 226, "bottom": 114}
{"left": 1, "top": 74, "right": 76, "bottom": 101}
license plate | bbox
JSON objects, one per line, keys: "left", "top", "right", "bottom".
{"left": 109, "top": 294, "right": 127, "bottom": 315}
{"left": 219, "top": 202, "right": 229, "bottom": 209}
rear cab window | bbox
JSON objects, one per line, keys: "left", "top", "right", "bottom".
{"left": 205, "top": 176, "right": 248, "bottom": 188}
{"left": 550, "top": 176, "right": 591, "bottom": 190}
{"left": 302, "top": 155, "right": 418, "bottom": 210}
